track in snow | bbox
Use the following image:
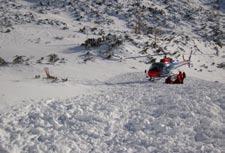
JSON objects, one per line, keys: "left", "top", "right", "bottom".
{"left": 0, "top": 72, "right": 225, "bottom": 153}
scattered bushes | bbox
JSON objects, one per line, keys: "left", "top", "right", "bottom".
{"left": 37, "top": 54, "right": 65, "bottom": 64}
{"left": 81, "top": 34, "right": 123, "bottom": 59}
{"left": 12, "top": 55, "right": 29, "bottom": 64}
{"left": 217, "top": 63, "right": 225, "bottom": 69}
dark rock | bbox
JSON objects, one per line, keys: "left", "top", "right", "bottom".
{"left": 36, "top": 57, "right": 44, "bottom": 64}
{"left": 35, "top": 75, "right": 41, "bottom": 79}
{"left": 47, "top": 54, "right": 59, "bottom": 63}
{"left": 91, "top": 27, "right": 97, "bottom": 32}
{"left": 12, "top": 55, "right": 29, "bottom": 64}
{"left": 61, "top": 78, "right": 68, "bottom": 82}
{"left": 79, "top": 27, "right": 86, "bottom": 33}
{"left": 62, "top": 26, "right": 69, "bottom": 30}
{"left": 217, "top": 62, "right": 225, "bottom": 69}
{"left": 0, "top": 57, "right": 7, "bottom": 66}
{"left": 81, "top": 33, "right": 123, "bottom": 50}
{"left": 200, "top": 64, "right": 208, "bottom": 69}
{"left": 81, "top": 38, "right": 102, "bottom": 48}
{"left": 4, "top": 29, "right": 11, "bottom": 33}
{"left": 54, "top": 36, "right": 64, "bottom": 40}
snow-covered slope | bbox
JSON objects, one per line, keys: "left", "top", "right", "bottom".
{"left": 0, "top": 73, "right": 225, "bottom": 153}
{"left": 0, "top": 0, "right": 225, "bottom": 152}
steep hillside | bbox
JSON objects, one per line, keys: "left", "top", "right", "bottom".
{"left": 0, "top": 0, "right": 225, "bottom": 153}
{"left": 0, "top": 0, "right": 224, "bottom": 110}
{"left": 1, "top": 0, "right": 224, "bottom": 66}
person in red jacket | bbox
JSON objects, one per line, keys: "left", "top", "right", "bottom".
{"left": 165, "top": 71, "right": 186, "bottom": 84}
{"left": 174, "top": 71, "right": 186, "bottom": 84}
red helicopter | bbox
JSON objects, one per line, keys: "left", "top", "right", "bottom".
{"left": 144, "top": 54, "right": 192, "bottom": 84}
{"left": 117, "top": 50, "right": 192, "bottom": 84}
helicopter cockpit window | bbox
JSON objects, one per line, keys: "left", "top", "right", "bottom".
{"left": 149, "top": 63, "right": 164, "bottom": 71}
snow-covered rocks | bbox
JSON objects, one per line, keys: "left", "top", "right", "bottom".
{"left": 81, "top": 33, "right": 124, "bottom": 59}
{"left": 82, "top": 34, "right": 123, "bottom": 49}
{"left": 12, "top": 55, "right": 30, "bottom": 65}
{"left": 217, "top": 62, "right": 225, "bottom": 69}
{"left": 36, "top": 54, "right": 66, "bottom": 64}
{"left": 82, "top": 38, "right": 102, "bottom": 48}
{"left": 0, "top": 1, "right": 36, "bottom": 33}
{"left": 46, "top": 53, "right": 60, "bottom": 64}
{"left": 36, "top": 19, "right": 68, "bottom": 30}
{"left": 0, "top": 57, "right": 7, "bottom": 66}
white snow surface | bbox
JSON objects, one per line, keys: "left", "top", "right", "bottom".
{"left": 0, "top": 73, "right": 225, "bottom": 153}
{"left": 0, "top": 0, "right": 225, "bottom": 152}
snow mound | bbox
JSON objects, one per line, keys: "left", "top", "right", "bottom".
{"left": 0, "top": 73, "right": 225, "bottom": 153}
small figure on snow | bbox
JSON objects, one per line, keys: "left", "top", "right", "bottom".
{"left": 165, "top": 71, "right": 186, "bottom": 84}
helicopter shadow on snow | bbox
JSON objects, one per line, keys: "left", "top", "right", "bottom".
{"left": 104, "top": 80, "right": 152, "bottom": 86}
{"left": 81, "top": 78, "right": 152, "bottom": 86}
{"left": 103, "top": 72, "right": 162, "bottom": 86}
{"left": 62, "top": 45, "right": 87, "bottom": 54}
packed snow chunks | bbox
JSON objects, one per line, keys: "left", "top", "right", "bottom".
{"left": 0, "top": 145, "right": 8, "bottom": 153}
{"left": 0, "top": 57, "right": 7, "bottom": 66}
{"left": 81, "top": 34, "right": 123, "bottom": 59}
